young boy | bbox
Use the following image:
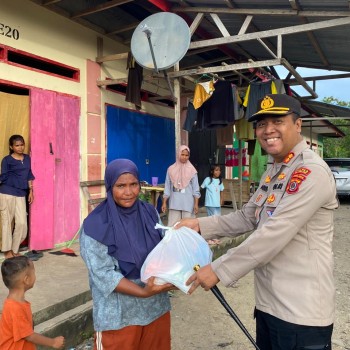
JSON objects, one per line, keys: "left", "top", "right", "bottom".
{"left": 0, "top": 256, "right": 65, "bottom": 349}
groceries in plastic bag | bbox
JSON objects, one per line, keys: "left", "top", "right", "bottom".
{"left": 141, "top": 224, "right": 213, "bottom": 293}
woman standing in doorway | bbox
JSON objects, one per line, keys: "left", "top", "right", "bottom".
{"left": 161, "top": 145, "right": 200, "bottom": 226}
{"left": 0, "top": 135, "right": 35, "bottom": 259}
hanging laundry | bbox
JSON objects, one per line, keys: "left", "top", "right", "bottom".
{"left": 193, "top": 80, "right": 215, "bottom": 109}
{"left": 216, "top": 125, "right": 234, "bottom": 146}
{"left": 225, "top": 148, "right": 232, "bottom": 167}
{"left": 235, "top": 118, "right": 255, "bottom": 141}
{"left": 242, "top": 148, "right": 247, "bottom": 166}
{"left": 243, "top": 80, "right": 277, "bottom": 120}
{"left": 274, "top": 79, "right": 286, "bottom": 94}
{"left": 125, "top": 52, "right": 143, "bottom": 110}
{"left": 197, "top": 80, "right": 235, "bottom": 129}
{"left": 182, "top": 101, "right": 198, "bottom": 132}
{"left": 232, "top": 148, "right": 239, "bottom": 166}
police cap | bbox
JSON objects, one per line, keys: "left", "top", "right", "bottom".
{"left": 248, "top": 94, "right": 301, "bottom": 122}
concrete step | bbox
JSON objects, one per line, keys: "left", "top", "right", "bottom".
{"left": 35, "top": 300, "right": 93, "bottom": 349}
{"left": 33, "top": 290, "right": 92, "bottom": 325}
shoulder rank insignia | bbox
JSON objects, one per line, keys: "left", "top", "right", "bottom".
{"left": 286, "top": 167, "right": 311, "bottom": 194}
{"left": 283, "top": 152, "right": 295, "bottom": 164}
{"left": 265, "top": 175, "right": 271, "bottom": 183}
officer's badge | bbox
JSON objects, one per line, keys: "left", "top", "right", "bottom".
{"left": 261, "top": 96, "right": 274, "bottom": 110}
{"left": 286, "top": 167, "right": 311, "bottom": 194}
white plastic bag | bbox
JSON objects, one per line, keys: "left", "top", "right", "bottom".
{"left": 141, "top": 224, "right": 213, "bottom": 293}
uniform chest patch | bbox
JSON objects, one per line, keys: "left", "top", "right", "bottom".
{"left": 278, "top": 173, "right": 286, "bottom": 181}
{"left": 255, "top": 194, "right": 263, "bottom": 203}
{"left": 286, "top": 167, "right": 311, "bottom": 194}
{"left": 267, "top": 194, "right": 275, "bottom": 204}
{"left": 260, "top": 184, "right": 268, "bottom": 192}
{"left": 273, "top": 183, "right": 283, "bottom": 190}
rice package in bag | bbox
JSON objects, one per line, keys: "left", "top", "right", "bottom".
{"left": 141, "top": 224, "right": 213, "bottom": 293}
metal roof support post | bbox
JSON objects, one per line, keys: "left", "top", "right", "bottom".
{"left": 174, "top": 62, "right": 181, "bottom": 151}
{"left": 238, "top": 140, "right": 243, "bottom": 209}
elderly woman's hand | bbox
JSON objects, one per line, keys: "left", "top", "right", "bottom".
{"left": 144, "top": 277, "right": 177, "bottom": 296}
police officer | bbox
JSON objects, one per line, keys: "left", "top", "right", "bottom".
{"left": 177, "top": 94, "right": 338, "bottom": 350}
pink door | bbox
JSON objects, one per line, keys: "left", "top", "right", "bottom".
{"left": 30, "top": 89, "right": 80, "bottom": 250}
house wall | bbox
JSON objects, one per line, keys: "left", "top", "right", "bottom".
{"left": 0, "top": 0, "right": 175, "bottom": 234}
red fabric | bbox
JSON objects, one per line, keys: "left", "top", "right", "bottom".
{"left": 0, "top": 299, "right": 36, "bottom": 350}
{"left": 94, "top": 311, "right": 171, "bottom": 350}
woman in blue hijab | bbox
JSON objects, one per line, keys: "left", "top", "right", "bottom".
{"left": 80, "top": 159, "right": 175, "bottom": 350}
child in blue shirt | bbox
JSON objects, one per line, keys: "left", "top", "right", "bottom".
{"left": 201, "top": 164, "right": 224, "bottom": 216}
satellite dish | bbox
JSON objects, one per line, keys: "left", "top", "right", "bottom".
{"left": 131, "top": 12, "right": 191, "bottom": 71}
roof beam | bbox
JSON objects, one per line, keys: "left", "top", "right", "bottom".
{"left": 181, "top": 56, "right": 231, "bottom": 69}
{"left": 97, "top": 78, "right": 127, "bottom": 86}
{"left": 281, "top": 58, "right": 317, "bottom": 98}
{"left": 71, "top": 0, "right": 133, "bottom": 19}
{"left": 288, "top": 0, "right": 330, "bottom": 68}
{"left": 288, "top": 72, "right": 350, "bottom": 85}
{"left": 221, "top": 62, "right": 250, "bottom": 82}
{"left": 173, "top": 7, "right": 350, "bottom": 17}
{"left": 188, "top": 17, "right": 350, "bottom": 50}
{"left": 238, "top": 15, "right": 253, "bottom": 35}
{"left": 168, "top": 58, "right": 282, "bottom": 78}
{"left": 43, "top": 0, "right": 61, "bottom": 5}
{"left": 209, "top": 13, "right": 230, "bottom": 37}
{"left": 169, "top": 57, "right": 317, "bottom": 98}
{"left": 96, "top": 52, "right": 129, "bottom": 63}
{"left": 189, "top": 13, "right": 204, "bottom": 34}
{"left": 107, "top": 22, "right": 139, "bottom": 35}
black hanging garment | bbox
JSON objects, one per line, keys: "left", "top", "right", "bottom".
{"left": 125, "top": 52, "right": 143, "bottom": 110}
{"left": 197, "top": 80, "right": 235, "bottom": 129}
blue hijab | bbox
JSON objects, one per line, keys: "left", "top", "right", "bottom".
{"left": 83, "top": 159, "right": 162, "bottom": 279}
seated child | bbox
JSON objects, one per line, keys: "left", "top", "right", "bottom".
{"left": 0, "top": 256, "right": 65, "bottom": 349}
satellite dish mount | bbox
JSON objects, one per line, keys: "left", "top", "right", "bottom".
{"left": 131, "top": 12, "right": 191, "bottom": 101}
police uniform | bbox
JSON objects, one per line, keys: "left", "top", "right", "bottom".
{"left": 197, "top": 94, "right": 338, "bottom": 349}
{"left": 199, "top": 139, "right": 337, "bottom": 326}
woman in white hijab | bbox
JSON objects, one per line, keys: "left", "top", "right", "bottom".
{"left": 161, "top": 145, "right": 200, "bottom": 226}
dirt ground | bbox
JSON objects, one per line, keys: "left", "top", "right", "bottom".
{"left": 170, "top": 200, "right": 350, "bottom": 350}
{"left": 76, "top": 200, "right": 350, "bottom": 350}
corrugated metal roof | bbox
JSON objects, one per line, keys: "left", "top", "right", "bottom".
{"left": 28, "top": 0, "right": 350, "bottom": 135}
{"left": 29, "top": 0, "right": 350, "bottom": 73}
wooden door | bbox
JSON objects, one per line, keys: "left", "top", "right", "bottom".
{"left": 30, "top": 89, "right": 80, "bottom": 249}
{"left": 30, "top": 89, "right": 56, "bottom": 249}
{"left": 54, "top": 95, "right": 80, "bottom": 244}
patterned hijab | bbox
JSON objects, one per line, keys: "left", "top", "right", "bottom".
{"left": 83, "top": 159, "right": 162, "bottom": 279}
{"left": 168, "top": 145, "right": 197, "bottom": 189}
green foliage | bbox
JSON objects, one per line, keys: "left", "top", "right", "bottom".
{"left": 322, "top": 97, "right": 350, "bottom": 158}
{"left": 138, "top": 191, "right": 151, "bottom": 203}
